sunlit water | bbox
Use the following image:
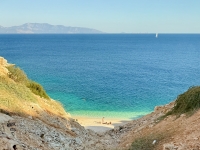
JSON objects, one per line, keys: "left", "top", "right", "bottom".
{"left": 1, "top": 34, "right": 200, "bottom": 119}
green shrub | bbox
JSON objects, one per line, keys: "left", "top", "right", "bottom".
{"left": 7, "top": 65, "right": 50, "bottom": 99}
{"left": 26, "top": 81, "right": 50, "bottom": 99}
{"left": 168, "top": 86, "right": 200, "bottom": 116}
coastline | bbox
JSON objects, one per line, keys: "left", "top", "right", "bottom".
{"left": 69, "top": 110, "right": 150, "bottom": 119}
{"left": 70, "top": 110, "right": 151, "bottom": 132}
{"left": 72, "top": 115, "right": 132, "bottom": 132}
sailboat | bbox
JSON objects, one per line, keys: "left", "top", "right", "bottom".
{"left": 156, "top": 33, "right": 158, "bottom": 38}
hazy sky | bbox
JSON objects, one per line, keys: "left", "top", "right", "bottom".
{"left": 1, "top": 0, "right": 200, "bottom": 33}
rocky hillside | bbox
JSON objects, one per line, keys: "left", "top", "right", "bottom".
{"left": 106, "top": 102, "right": 200, "bottom": 150}
{"left": 1, "top": 56, "right": 200, "bottom": 150}
{"left": 0, "top": 57, "right": 108, "bottom": 149}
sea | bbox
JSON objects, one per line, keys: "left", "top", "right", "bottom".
{"left": 0, "top": 34, "right": 200, "bottom": 120}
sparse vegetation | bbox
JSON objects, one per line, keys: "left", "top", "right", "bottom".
{"left": 130, "top": 137, "right": 156, "bottom": 150}
{"left": 7, "top": 65, "right": 50, "bottom": 99}
{"left": 157, "top": 86, "right": 200, "bottom": 122}
{"left": 0, "top": 75, "right": 37, "bottom": 115}
{"left": 166, "top": 86, "right": 200, "bottom": 117}
{"left": 131, "top": 86, "right": 200, "bottom": 150}
{"left": 130, "top": 133, "right": 165, "bottom": 150}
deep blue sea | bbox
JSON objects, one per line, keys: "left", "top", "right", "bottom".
{"left": 0, "top": 34, "right": 200, "bottom": 119}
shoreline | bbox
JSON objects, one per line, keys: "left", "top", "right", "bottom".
{"left": 72, "top": 115, "right": 132, "bottom": 132}
{"left": 69, "top": 110, "right": 150, "bottom": 119}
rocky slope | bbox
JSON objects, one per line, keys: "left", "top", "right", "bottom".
{"left": 0, "top": 57, "right": 108, "bottom": 149}
{"left": 0, "top": 112, "right": 112, "bottom": 150}
{"left": 1, "top": 56, "right": 200, "bottom": 150}
{"left": 106, "top": 102, "right": 200, "bottom": 150}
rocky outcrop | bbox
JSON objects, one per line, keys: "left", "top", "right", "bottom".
{"left": 101, "top": 102, "right": 175, "bottom": 149}
{"left": 0, "top": 113, "right": 112, "bottom": 150}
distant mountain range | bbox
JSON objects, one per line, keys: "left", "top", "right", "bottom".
{"left": 0, "top": 23, "right": 103, "bottom": 34}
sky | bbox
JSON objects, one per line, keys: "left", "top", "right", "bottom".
{"left": 0, "top": 0, "right": 200, "bottom": 33}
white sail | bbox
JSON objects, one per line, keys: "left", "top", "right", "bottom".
{"left": 156, "top": 33, "right": 158, "bottom": 38}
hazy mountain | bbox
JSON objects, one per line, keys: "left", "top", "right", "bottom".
{"left": 0, "top": 23, "right": 103, "bottom": 34}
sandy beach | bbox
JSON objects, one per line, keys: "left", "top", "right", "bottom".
{"left": 72, "top": 116, "right": 131, "bottom": 132}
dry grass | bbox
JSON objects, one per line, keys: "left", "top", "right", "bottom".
{"left": 0, "top": 76, "right": 36, "bottom": 115}
{"left": 0, "top": 65, "right": 69, "bottom": 121}
{"left": 129, "top": 133, "right": 166, "bottom": 150}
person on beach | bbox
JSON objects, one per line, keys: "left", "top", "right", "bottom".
{"left": 102, "top": 117, "right": 104, "bottom": 124}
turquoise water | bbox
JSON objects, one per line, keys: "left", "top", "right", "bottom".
{"left": 0, "top": 34, "right": 200, "bottom": 119}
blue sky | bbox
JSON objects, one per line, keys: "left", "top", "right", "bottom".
{"left": 0, "top": 0, "right": 200, "bottom": 33}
